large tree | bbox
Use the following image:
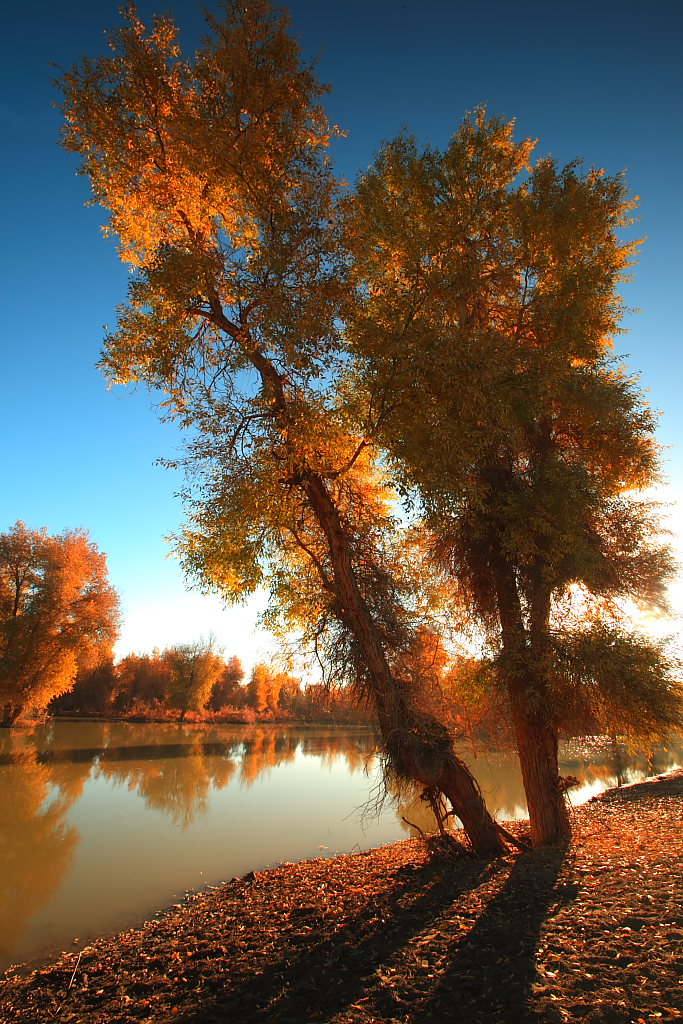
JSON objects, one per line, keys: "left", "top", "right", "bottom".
{"left": 348, "top": 110, "right": 681, "bottom": 845}
{"left": 59, "top": 2, "right": 506, "bottom": 854}
{"left": 0, "top": 521, "right": 120, "bottom": 726}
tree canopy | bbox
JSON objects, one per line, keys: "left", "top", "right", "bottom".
{"left": 58, "top": 0, "right": 507, "bottom": 855}
{"left": 0, "top": 521, "right": 120, "bottom": 726}
{"left": 165, "top": 638, "right": 225, "bottom": 719}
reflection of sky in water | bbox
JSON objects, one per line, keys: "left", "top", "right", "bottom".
{"left": 0, "top": 724, "right": 680, "bottom": 973}
{"left": 566, "top": 777, "right": 608, "bottom": 804}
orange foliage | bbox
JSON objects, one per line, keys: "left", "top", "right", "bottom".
{"left": 0, "top": 521, "right": 120, "bottom": 726}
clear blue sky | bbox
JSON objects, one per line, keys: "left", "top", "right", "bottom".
{"left": 1, "top": 0, "right": 681, "bottom": 666}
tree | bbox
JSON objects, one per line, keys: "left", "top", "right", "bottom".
{"left": 0, "top": 521, "right": 120, "bottom": 727}
{"left": 113, "top": 649, "right": 174, "bottom": 713}
{"left": 50, "top": 659, "right": 118, "bottom": 716}
{"left": 247, "top": 662, "right": 280, "bottom": 713}
{"left": 207, "top": 654, "right": 244, "bottom": 710}
{"left": 348, "top": 109, "right": 682, "bottom": 844}
{"left": 58, "top": 2, "right": 507, "bottom": 854}
{"left": 245, "top": 663, "right": 303, "bottom": 714}
{"left": 274, "top": 671, "right": 303, "bottom": 713}
{"left": 164, "top": 639, "right": 225, "bottom": 719}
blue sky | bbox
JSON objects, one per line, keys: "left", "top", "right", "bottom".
{"left": 1, "top": 0, "right": 681, "bottom": 666}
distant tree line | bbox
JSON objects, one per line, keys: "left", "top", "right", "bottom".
{"left": 0, "top": 521, "right": 503, "bottom": 731}
{"left": 49, "top": 645, "right": 374, "bottom": 725}
{"left": 0, "top": 520, "right": 373, "bottom": 727}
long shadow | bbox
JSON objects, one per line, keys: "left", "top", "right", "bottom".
{"left": 180, "top": 855, "right": 491, "bottom": 1024}
{"left": 179, "top": 844, "right": 573, "bottom": 1024}
{"left": 414, "top": 842, "right": 574, "bottom": 1022}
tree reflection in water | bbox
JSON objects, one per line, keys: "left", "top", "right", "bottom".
{"left": 239, "top": 729, "right": 298, "bottom": 788}
{"left": 0, "top": 722, "right": 383, "bottom": 969}
{"left": 96, "top": 731, "right": 237, "bottom": 829}
{"left": 0, "top": 731, "right": 84, "bottom": 963}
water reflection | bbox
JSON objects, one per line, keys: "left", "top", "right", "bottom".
{"left": 240, "top": 729, "right": 296, "bottom": 788}
{"left": 98, "top": 734, "right": 220, "bottom": 829}
{"left": 397, "top": 738, "right": 683, "bottom": 837}
{"left": 0, "top": 733, "right": 81, "bottom": 965}
{"left": 0, "top": 722, "right": 680, "bottom": 973}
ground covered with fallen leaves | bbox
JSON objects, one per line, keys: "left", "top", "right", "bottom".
{"left": 1, "top": 771, "right": 682, "bottom": 1024}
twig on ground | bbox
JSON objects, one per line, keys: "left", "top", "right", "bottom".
{"left": 495, "top": 822, "right": 531, "bottom": 851}
{"left": 67, "top": 951, "right": 83, "bottom": 991}
{"left": 50, "top": 950, "right": 83, "bottom": 1019}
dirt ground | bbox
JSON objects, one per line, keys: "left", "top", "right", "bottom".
{"left": 1, "top": 770, "right": 682, "bottom": 1024}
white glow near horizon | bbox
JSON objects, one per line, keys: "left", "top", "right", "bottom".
{"left": 111, "top": 492, "right": 683, "bottom": 672}
{"left": 114, "top": 589, "right": 276, "bottom": 673}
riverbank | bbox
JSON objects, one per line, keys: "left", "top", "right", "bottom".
{"left": 1, "top": 771, "right": 682, "bottom": 1024}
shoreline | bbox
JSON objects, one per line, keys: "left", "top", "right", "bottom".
{"left": 2, "top": 770, "right": 682, "bottom": 1023}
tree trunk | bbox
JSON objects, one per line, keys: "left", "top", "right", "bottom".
{"left": 0, "top": 703, "right": 22, "bottom": 728}
{"left": 303, "top": 474, "right": 507, "bottom": 858}
{"left": 493, "top": 554, "right": 571, "bottom": 846}
{"left": 511, "top": 702, "right": 570, "bottom": 845}
{"left": 435, "top": 747, "right": 507, "bottom": 855}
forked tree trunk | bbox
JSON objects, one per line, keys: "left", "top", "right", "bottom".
{"left": 511, "top": 702, "right": 570, "bottom": 845}
{"left": 493, "top": 557, "right": 571, "bottom": 846}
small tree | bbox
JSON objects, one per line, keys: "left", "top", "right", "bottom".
{"left": 207, "top": 654, "right": 244, "bottom": 710}
{"left": 0, "top": 521, "right": 120, "bottom": 726}
{"left": 164, "top": 638, "right": 225, "bottom": 720}
{"left": 274, "top": 672, "right": 303, "bottom": 713}
{"left": 247, "top": 662, "right": 280, "bottom": 713}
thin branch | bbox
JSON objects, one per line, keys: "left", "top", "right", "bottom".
{"left": 494, "top": 821, "right": 531, "bottom": 851}
{"left": 401, "top": 814, "right": 427, "bottom": 840}
{"left": 326, "top": 439, "right": 371, "bottom": 480}
{"left": 286, "top": 525, "right": 333, "bottom": 590}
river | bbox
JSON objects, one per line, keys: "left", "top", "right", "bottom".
{"left": 1, "top": 720, "right": 680, "bottom": 973}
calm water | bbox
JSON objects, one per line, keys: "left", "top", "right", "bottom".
{"left": 1, "top": 720, "right": 680, "bottom": 973}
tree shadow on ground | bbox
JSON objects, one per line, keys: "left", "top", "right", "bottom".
{"left": 180, "top": 841, "right": 575, "bottom": 1024}
{"left": 408, "top": 842, "right": 575, "bottom": 1023}
{"left": 180, "top": 853, "right": 490, "bottom": 1023}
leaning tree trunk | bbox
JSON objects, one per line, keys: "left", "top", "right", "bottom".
{"left": 211, "top": 318, "right": 507, "bottom": 856}
{"left": 0, "top": 702, "right": 22, "bottom": 728}
{"left": 304, "top": 474, "right": 507, "bottom": 858}
{"left": 389, "top": 707, "right": 508, "bottom": 855}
